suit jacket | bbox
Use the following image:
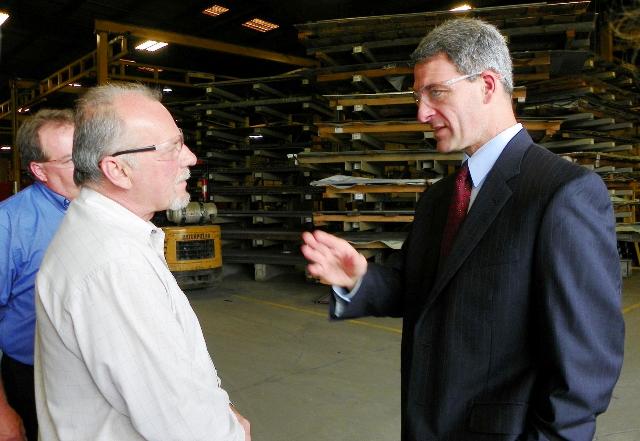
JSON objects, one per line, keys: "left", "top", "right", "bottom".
{"left": 331, "top": 129, "right": 624, "bottom": 441}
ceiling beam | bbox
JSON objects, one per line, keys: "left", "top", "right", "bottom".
{"left": 95, "top": 19, "right": 318, "bottom": 68}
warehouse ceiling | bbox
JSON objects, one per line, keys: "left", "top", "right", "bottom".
{"left": 1, "top": 0, "right": 620, "bottom": 106}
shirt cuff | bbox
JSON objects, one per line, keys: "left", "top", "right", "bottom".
{"left": 331, "top": 278, "right": 363, "bottom": 317}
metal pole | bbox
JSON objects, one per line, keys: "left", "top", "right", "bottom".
{"left": 10, "top": 80, "right": 19, "bottom": 194}
{"left": 96, "top": 31, "right": 109, "bottom": 85}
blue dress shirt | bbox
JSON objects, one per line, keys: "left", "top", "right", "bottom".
{"left": 333, "top": 123, "right": 524, "bottom": 310}
{"left": 0, "top": 181, "right": 70, "bottom": 365}
{"left": 465, "top": 123, "right": 523, "bottom": 209}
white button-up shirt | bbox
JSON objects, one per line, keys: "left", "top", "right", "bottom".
{"left": 35, "top": 187, "right": 244, "bottom": 441}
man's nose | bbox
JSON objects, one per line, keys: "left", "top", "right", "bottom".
{"left": 181, "top": 144, "right": 197, "bottom": 167}
{"left": 416, "top": 101, "right": 435, "bottom": 123}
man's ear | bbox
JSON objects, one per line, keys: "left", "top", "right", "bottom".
{"left": 99, "top": 157, "right": 133, "bottom": 190}
{"left": 29, "top": 161, "right": 48, "bottom": 183}
{"left": 481, "top": 71, "right": 498, "bottom": 104}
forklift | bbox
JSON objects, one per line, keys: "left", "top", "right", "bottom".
{"left": 162, "top": 200, "right": 222, "bottom": 290}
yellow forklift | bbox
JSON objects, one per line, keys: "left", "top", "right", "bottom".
{"left": 163, "top": 201, "right": 222, "bottom": 290}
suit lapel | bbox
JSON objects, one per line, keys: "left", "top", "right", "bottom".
{"left": 425, "top": 129, "right": 533, "bottom": 310}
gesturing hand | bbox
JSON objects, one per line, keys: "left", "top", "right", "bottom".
{"left": 301, "top": 230, "right": 368, "bottom": 291}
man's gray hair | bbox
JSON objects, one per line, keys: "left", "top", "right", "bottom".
{"left": 16, "top": 108, "right": 74, "bottom": 173}
{"left": 73, "top": 82, "right": 162, "bottom": 186}
{"left": 411, "top": 18, "right": 513, "bottom": 94}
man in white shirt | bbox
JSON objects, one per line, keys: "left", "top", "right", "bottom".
{"left": 34, "top": 83, "right": 250, "bottom": 441}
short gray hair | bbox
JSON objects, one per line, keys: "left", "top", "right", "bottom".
{"left": 16, "top": 108, "right": 74, "bottom": 173}
{"left": 410, "top": 18, "right": 513, "bottom": 94}
{"left": 73, "top": 82, "right": 162, "bottom": 186}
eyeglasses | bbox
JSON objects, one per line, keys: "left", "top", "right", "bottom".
{"left": 110, "top": 129, "right": 184, "bottom": 160}
{"left": 38, "top": 155, "right": 74, "bottom": 169}
{"left": 412, "top": 72, "right": 482, "bottom": 107}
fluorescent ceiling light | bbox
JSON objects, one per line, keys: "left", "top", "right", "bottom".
{"left": 242, "top": 18, "right": 279, "bottom": 32}
{"left": 248, "top": 134, "right": 263, "bottom": 139}
{"left": 135, "top": 40, "right": 158, "bottom": 50}
{"left": 450, "top": 4, "right": 472, "bottom": 11}
{"left": 162, "top": 86, "right": 173, "bottom": 92}
{"left": 147, "top": 42, "right": 168, "bottom": 51}
{"left": 202, "top": 5, "right": 229, "bottom": 17}
{"left": 68, "top": 83, "right": 82, "bottom": 87}
{"left": 0, "top": 12, "right": 9, "bottom": 26}
{"left": 135, "top": 40, "right": 168, "bottom": 51}
{"left": 0, "top": 145, "right": 11, "bottom": 151}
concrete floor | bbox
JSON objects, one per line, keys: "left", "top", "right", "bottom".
{"left": 189, "top": 268, "right": 640, "bottom": 441}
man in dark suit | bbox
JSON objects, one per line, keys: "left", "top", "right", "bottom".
{"left": 301, "top": 18, "right": 624, "bottom": 440}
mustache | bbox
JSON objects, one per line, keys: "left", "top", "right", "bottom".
{"left": 176, "top": 168, "right": 190, "bottom": 184}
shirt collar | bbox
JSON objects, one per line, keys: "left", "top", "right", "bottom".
{"left": 464, "top": 123, "right": 523, "bottom": 188}
{"left": 34, "top": 181, "right": 72, "bottom": 211}
{"left": 78, "top": 187, "right": 164, "bottom": 251}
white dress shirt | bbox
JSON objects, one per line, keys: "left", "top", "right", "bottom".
{"left": 35, "top": 187, "right": 244, "bottom": 441}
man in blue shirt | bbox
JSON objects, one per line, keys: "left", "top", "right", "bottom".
{"left": 0, "top": 109, "right": 78, "bottom": 441}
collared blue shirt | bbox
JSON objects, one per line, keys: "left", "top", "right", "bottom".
{"left": 465, "top": 123, "right": 523, "bottom": 209}
{"left": 333, "top": 123, "right": 525, "bottom": 308}
{"left": 0, "top": 181, "right": 70, "bottom": 365}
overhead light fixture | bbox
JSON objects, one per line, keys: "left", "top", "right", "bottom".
{"left": 248, "top": 133, "right": 264, "bottom": 140}
{"left": 202, "top": 5, "right": 229, "bottom": 17}
{"left": 68, "top": 82, "right": 82, "bottom": 87}
{"left": 162, "top": 86, "right": 173, "bottom": 93}
{"left": 0, "top": 145, "right": 11, "bottom": 151}
{"left": 242, "top": 18, "right": 279, "bottom": 32}
{"left": 135, "top": 40, "right": 168, "bottom": 52}
{"left": 0, "top": 11, "right": 9, "bottom": 27}
{"left": 17, "top": 107, "right": 30, "bottom": 113}
{"left": 147, "top": 41, "right": 168, "bottom": 51}
{"left": 450, "top": 4, "right": 472, "bottom": 11}
{"left": 135, "top": 40, "right": 158, "bottom": 50}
